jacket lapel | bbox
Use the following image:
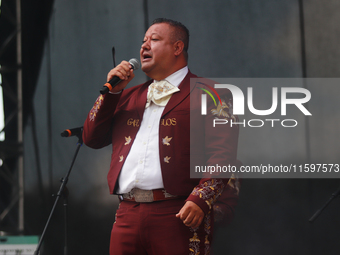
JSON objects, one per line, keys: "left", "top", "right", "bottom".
{"left": 134, "top": 80, "right": 152, "bottom": 119}
{"left": 162, "top": 71, "right": 198, "bottom": 117}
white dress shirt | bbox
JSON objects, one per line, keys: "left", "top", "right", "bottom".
{"left": 116, "top": 66, "right": 188, "bottom": 194}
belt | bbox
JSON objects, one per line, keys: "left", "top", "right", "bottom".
{"left": 120, "top": 188, "right": 178, "bottom": 203}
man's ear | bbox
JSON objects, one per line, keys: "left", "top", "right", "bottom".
{"left": 174, "top": 40, "right": 185, "bottom": 56}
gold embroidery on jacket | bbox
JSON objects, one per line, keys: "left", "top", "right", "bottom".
{"left": 164, "top": 156, "right": 171, "bottom": 163}
{"left": 89, "top": 95, "right": 104, "bottom": 121}
{"left": 127, "top": 118, "right": 140, "bottom": 127}
{"left": 211, "top": 98, "right": 236, "bottom": 121}
{"left": 162, "top": 136, "right": 172, "bottom": 146}
{"left": 191, "top": 179, "right": 225, "bottom": 210}
{"left": 227, "top": 173, "right": 240, "bottom": 195}
{"left": 119, "top": 155, "right": 124, "bottom": 162}
{"left": 124, "top": 136, "right": 132, "bottom": 145}
{"left": 160, "top": 118, "right": 177, "bottom": 126}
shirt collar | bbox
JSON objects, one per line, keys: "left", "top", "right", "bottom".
{"left": 154, "top": 66, "right": 188, "bottom": 87}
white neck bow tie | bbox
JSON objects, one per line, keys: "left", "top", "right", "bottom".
{"left": 145, "top": 80, "right": 180, "bottom": 108}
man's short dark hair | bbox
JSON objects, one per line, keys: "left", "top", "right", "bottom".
{"left": 151, "top": 18, "right": 190, "bottom": 60}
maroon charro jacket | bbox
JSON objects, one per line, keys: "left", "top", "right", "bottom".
{"left": 83, "top": 71, "right": 239, "bottom": 215}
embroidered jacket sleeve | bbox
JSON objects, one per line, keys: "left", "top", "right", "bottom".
{"left": 83, "top": 93, "right": 122, "bottom": 149}
{"left": 213, "top": 172, "right": 241, "bottom": 226}
{"left": 186, "top": 84, "right": 239, "bottom": 215}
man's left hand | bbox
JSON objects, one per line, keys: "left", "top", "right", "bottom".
{"left": 176, "top": 201, "right": 204, "bottom": 228}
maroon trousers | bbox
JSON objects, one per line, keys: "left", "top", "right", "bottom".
{"left": 110, "top": 199, "right": 214, "bottom": 255}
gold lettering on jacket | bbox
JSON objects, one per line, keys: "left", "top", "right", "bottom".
{"left": 160, "top": 118, "right": 177, "bottom": 127}
{"left": 127, "top": 118, "right": 140, "bottom": 127}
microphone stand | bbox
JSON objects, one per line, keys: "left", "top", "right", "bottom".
{"left": 63, "top": 186, "right": 69, "bottom": 255}
{"left": 34, "top": 132, "right": 83, "bottom": 255}
{"left": 309, "top": 185, "right": 340, "bottom": 222}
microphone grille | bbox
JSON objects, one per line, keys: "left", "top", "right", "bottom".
{"left": 129, "top": 58, "right": 140, "bottom": 71}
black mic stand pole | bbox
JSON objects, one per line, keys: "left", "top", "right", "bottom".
{"left": 309, "top": 185, "right": 340, "bottom": 222}
{"left": 63, "top": 185, "right": 69, "bottom": 255}
{"left": 34, "top": 132, "right": 83, "bottom": 255}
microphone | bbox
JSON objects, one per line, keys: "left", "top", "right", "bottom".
{"left": 61, "top": 127, "right": 83, "bottom": 137}
{"left": 100, "top": 58, "right": 140, "bottom": 95}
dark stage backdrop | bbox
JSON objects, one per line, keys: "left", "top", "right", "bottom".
{"left": 23, "top": 0, "right": 340, "bottom": 254}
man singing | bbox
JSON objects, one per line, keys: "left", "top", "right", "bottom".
{"left": 83, "top": 18, "right": 239, "bottom": 255}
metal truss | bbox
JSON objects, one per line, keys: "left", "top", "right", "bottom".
{"left": 0, "top": 0, "right": 24, "bottom": 234}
